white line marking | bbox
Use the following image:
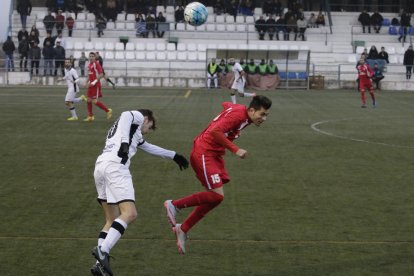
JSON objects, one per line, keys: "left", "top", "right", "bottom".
{"left": 311, "top": 118, "right": 414, "bottom": 149}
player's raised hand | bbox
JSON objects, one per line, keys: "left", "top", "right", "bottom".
{"left": 236, "top": 149, "right": 247, "bottom": 159}
{"left": 173, "top": 153, "right": 189, "bottom": 170}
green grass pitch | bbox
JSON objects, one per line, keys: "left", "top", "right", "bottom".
{"left": 0, "top": 86, "right": 414, "bottom": 275}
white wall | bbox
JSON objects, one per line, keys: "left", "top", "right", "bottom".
{"left": 0, "top": 0, "right": 13, "bottom": 42}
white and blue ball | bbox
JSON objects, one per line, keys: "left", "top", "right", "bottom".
{"left": 184, "top": 2, "right": 208, "bottom": 26}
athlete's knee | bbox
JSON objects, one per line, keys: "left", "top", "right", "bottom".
{"left": 92, "top": 99, "right": 98, "bottom": 104}
{"left": 210, "top": 191, "right": 224, "bottom": 205}
{"left": 238, "top": 92, "right": 245, "bottom": 97}
{"left": 65, "top": 101, "right": 71, "bottom": 107}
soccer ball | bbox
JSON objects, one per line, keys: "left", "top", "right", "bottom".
{"left": 184, "top": 2, "right": 208, "bottom": 26}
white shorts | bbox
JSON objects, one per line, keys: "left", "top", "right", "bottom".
{"left": 231, "top": 77, "right": 245, "bottom": 93}
{"left": 65, "top": 86, "right": 79, "bottom": 102}
{"left": 94, "top": 160, "right": 135, "bottom": 204}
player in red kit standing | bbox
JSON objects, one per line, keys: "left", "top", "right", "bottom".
{"left": 357, "top": 59, "right": 376, "bottom": 108}
{"left": 84, "top": 52, "right": 112, "bottom": 122}
{"left": 164, "top": 95, "right": 272, "bottom": 254}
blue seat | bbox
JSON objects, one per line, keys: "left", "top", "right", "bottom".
{"left": 409, "top": 27, "right": 414, "bottom": 35}
{"left": 388, "top": 26, "right": 397, "bottom": 35}
{"left": 279, "top": 72, "right": 287, "bottom": 79}
{"left": 382, "top": 18, "right": 390, "bottom": 26}
{"left": 297, "top": 72, "right": 307, "bottom": 79}
{"left": 287, "top": 72, "right": 297, "bottom": 79}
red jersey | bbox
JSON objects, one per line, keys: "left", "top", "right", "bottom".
{"left": 193, "top": 102, "right": 251, "bottom": 156}
{"left": 88, "top": 61, "right": 103, "bottom": 85}
{"left": 357, "top": 64, "right": 374, "bottom": 80}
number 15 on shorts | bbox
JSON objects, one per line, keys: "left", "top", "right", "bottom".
{"left": 211, "top": 174, "right": 220, "bottom": 184}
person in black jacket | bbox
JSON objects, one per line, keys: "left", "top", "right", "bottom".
{"left": 17, "top": 0, "right": 32, "bottom": 29}
{"left": 266, "top": 15, "right": 276, "bottom": 40}
{"left": 156, "top": 12, "right": 166, "bottom": 38}
{"left": 255, "top": 15, "right": 267, "bottom": 40}
{"left": 42, "top": 40, "right": 54, "bottom": 76}
{"left": 43, "top": 10, "right": 56, "bottom": 34}
{"left": 2, "top": 36, "right": 16, "bottom": 72}
{"left": 358, "top": 10, "right": 371, "bottom": 33}
{"left": 29, "top": 41, "right": 41, "bottom": 75}
{"left": 403, "top": 45, "right": 414, "bottom": 79}
{"left": 398, "top": 10, "right": 411, "bottom": 43}
{"left": 17, "top": 28, "right": 29, "bottom": 42}
{"left": 18, "top": 35, "right": 30, "bottom": 71}
{"left": 54, "top": 41, "right": 66, "bottom": 76}
{"left": 370, "top": 11, "right": 383, "bottom": 33}
{"left": 379, "top": 47, "right": 389, "bottom": 64}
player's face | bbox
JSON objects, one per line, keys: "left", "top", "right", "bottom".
{"left": 64, "top": 60, "right": 71, "bottom": 68}
{"left": 248, "top": 107, "right": 269, "bottom": 126}
{"left": 142, "top": 118, "right": 154, "bottom": 134}
{"left": 89, "top": 54, "right": 96, "bottom": 62}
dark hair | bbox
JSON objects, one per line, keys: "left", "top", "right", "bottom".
{"left": 89, "top": 52, "right": 96, "bottom": 57}
{"left": 248, "top": 95, "right": 272, "bottom": 110}
{"left": 138, "top": 109, "right": 157, "bottom": 130}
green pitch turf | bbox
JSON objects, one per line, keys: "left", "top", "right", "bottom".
{"left": 0, "top": 87, "right": 414, "bottom": 275}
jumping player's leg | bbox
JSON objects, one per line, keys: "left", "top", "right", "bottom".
{"left": 236, "top": 77, "right": 256, "bottom": 98}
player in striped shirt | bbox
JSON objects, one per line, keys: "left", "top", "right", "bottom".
{"left": 91, "top": 109, "right": 189, "bottom": 275}
{"left": 164, "top": 95, "right": 272, "bottom": 254}
{"left": 84, "top": 52, "right": 112, "bottom": 122}
{"left": 63, "top": 58, "right": 86, "bottom": 121}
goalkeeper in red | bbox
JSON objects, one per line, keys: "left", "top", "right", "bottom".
{"left": 164, "top": 95, "right": 272, "bottom": 254}
{"left": 357, "top": 59, "right": 376, "bottom": 108}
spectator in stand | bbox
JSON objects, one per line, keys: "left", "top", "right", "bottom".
{"left": 18, "top": 35, "right": 30, "bottom": 72}
{"left": 255, "top": 15, "right": 266, "bottom": 40}
{"left": 17, "top": 0, "right": 32, "bottom": 29}
{"left": 315, "top": 10, "right": 325, "bottom": 27}
{"left": 78, "top": 51, "right": 87, "bottom": 77}
{"left": 56, "top": 10, "right": 65, "bottom": 33}
{"left": 398, "top": 10, "right": 411, "bottom": 43}
{"left": 358, "top": 10, "right": 371, "bottom": 33}
{"left": 28, "top": 30, "right": 40, "bottom": 48}
{"left": 66, "top": 0, "right": 81, "bottom": 19}
{"left": 45, "top": 0, "right": 56, "bottom": 12}
{"left": 266, "top": 15, "right": 276, "bottom": 40}
{"left": 239, "top": 58, "right": 247, "bottom": 71}
{"left": 66, "top": 14, "right": 75, "bottom": 37}
{"left": 246, "top": 59, "right": 258, "bottom": 75}
{"left": 391, "top": 17, "right": 399, "bottom": 26}
{"left": 42, "top": 40, "right": 54, "bottom": 76}
{"left": 43, "top": 10, "right": 56, "bottom": 34}
{"left": 372, "top": 63, "right": 384, "bottom": 89}
{"left": 105, "top": 0, "right": 118, "bottom": 22}
{"left": 69, "top": 55, "right": 76, "bottom": 68}
{"left": 30, "top": 25, "right": 39, "bottom": 39}
{"left": 275, "top": 14, "right": 286, "bottom": 40}
{"left": 225, "top": 0, "right": 238, "bottom": 18}
{"left": 174, "top": 6, "right": 185, "bottom": 29}
{"left": 403, "top": 45, "right": 414, "bottom": 80}
{"left": 54, "top": 41, "right": 66, "bottom": 76}
{"left": 85, "top": 0, "right": 96, "bottom": 13}
{"left": 135, "top": 13, "right": 147, "bottom": 38}
{"left": 56, "top": 0, "right": 65, "bottom": 11}
{"left": 239, "top": 0, "right": 254, "bottom": 16}
{"left": 29, "top": 41, "right": 41, "bottom": 75}
{"left": 285, "top": 14, "right": 297, "bottom": 41}
{"left": 2, "top": 36, "right": 16, "bottom": 72}
{"left": 96, "top": 15, "right": 107, "bottom": 37}
{"left": 262, "top": 0, "right": 275, "bottom": 16}
{"left": 54, "top": 32, "right": 65, "bottom": 48}
{"left": 18, "top": 28, "right": 29, "bottom": 42}
{"left": 296, "top": 14, "right": 307, "bottom": 41}
{"left": 367, "top": 46, "right": 380, "bottom": 60}
{"left": 379, "top": 47, "right": 389, "bottom": 64}
{"left": 275, "top": 0, "right": 282, "bottom": 16}
{"left": 146, "top": 13, "right": 156, "bottom": 38}
{"left": 156, "top": 12, "right": 166, "bottom": 38}
{"left": 370, "top": 11, "right": 383, "bottom": 34}
{"left": 218, "top": 59, "right": 226, "bottom": 76}
{"left": 213, "top": 0, "right": 225, "bottom": 15}
{"left": 125, "top": 0, "right": 137, "bottom": 19}
{"left": 308, "top": 12, "right": 317, "bottom": 27}
{"left": 360, "top": 48, "right": 368, "bottom": 62}
{"left": 267, "top": 60, "right": 278, "bottom": 74}
{"left": 43, "top": 32, "right": 54, "bottom": 47}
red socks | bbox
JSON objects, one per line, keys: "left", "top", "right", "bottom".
{"left": 95, "top": 101, "right": 109, "bottom": 112}
{"left": 87, "top": 102, "right": 93, "bottom": 116}
{"left": 173, "top": 191, "right": 224, "bottom": 233}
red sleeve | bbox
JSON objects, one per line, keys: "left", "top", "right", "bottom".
{"left": 96, "top": 62, "right": 103, "bottom": 74}
{"left": 210, "top": 127, "right": 239, "bottom": 153}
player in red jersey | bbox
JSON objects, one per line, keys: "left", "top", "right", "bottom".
{"left": 84, "top": 52, "right": 112, "bottom": 122}
{"left": 164, "top": 95, "right": 272, "bottom": 254}
{"left": 357, "top": 59, "right": 376, "bottom": 108}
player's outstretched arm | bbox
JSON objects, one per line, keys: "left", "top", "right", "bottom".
{"left": 138, "top": 142, "right": 189, "bottom": 170}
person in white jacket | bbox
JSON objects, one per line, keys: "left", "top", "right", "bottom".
{"left": 90, "top": 109, "right": 189, "bottom": 276}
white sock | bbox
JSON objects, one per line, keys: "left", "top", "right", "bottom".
{"left": 242, "top": 92, "right": 256, "bottom": 97}
{"left": 100, "top": 218, "right": 128, "bottom": 254}
{"left": 231, "top": 94, "right": 236, "bottom": 104}
{"left": 73, "top": 97, "right": 82, "bottom": 103}
{"left": 70, "top": 107, "right": 77, "bottom": 118}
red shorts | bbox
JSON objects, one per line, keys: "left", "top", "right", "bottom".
{"left": 190, "top": 150, "right": 230, "bottom": 190}
{"left": 359, "top": 78, "right": 373, "bottom": 91}
{"left": 87, "top": 84, "right": 102, "bottom": 99}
